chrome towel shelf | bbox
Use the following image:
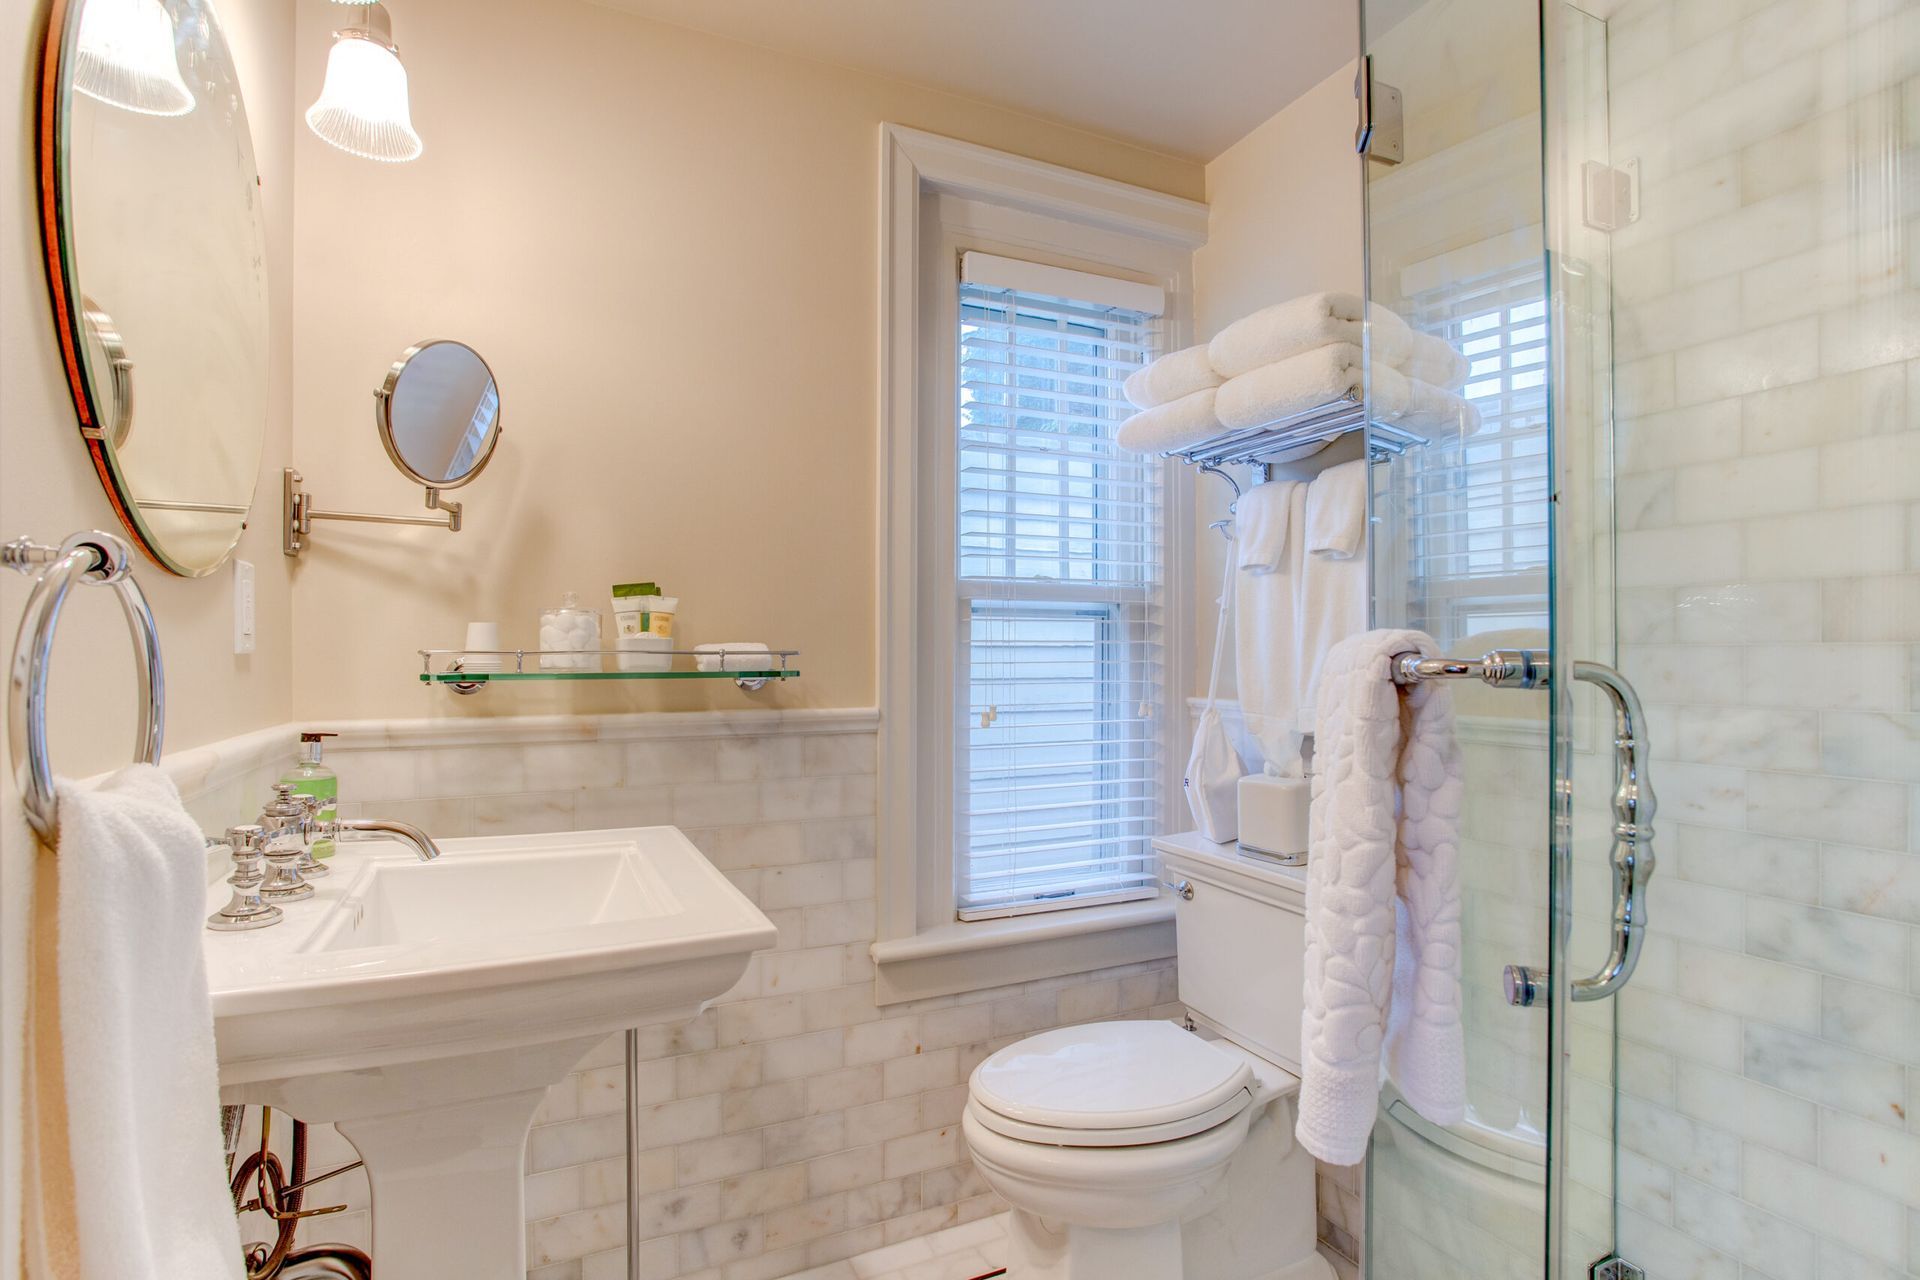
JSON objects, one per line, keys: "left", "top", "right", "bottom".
{"left": 5, "top": 530, "right": 164, "bottom": 843}
{"left": 1164, "top": 394, "right": 1427, "bottom": 472}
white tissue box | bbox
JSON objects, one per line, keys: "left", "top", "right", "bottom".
{"left": 1238, "top": 774, "right": 1309, "bottom": 865}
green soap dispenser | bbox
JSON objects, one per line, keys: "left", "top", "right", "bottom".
{"left": 283, "top": 732, "right": 340, "bottom": 858}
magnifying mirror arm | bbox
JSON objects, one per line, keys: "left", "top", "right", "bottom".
{"left": 282, "top": 468, "right": 463, "bottom": 557}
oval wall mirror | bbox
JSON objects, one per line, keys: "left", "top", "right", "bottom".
{"left": 376, "top": 341, "right": 503, "bottom": 489}
{"left": 39, "top": 0, "right": 271, "bottom": 577}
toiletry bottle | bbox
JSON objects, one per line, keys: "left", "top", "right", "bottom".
{"left": 282, "top": 732, "right": 340, "bottom": 859}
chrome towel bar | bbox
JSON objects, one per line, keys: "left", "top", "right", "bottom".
{"left": 1391, "top": 647, "right": 1549, "bottom": 690}
{"left": 6, "top": 531, "right": 164, "bottom": 842}
{"left": 1387, "top": 645, "right": 1656, "bottom": 1005}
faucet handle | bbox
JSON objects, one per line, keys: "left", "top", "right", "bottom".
{"left": 207, "top": 825, "right": 282, "bottom": 932}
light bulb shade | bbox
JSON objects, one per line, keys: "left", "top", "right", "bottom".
{"left": 73, "top": 0, "right": 195, "bottom": 117}
{"left": 305, "top": 27, "right": 422, "bottom": 162}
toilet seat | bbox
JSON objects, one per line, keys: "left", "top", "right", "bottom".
{"left": 969, "top": 1021, "right": 1254, "bottom": 1148}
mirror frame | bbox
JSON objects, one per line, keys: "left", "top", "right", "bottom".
{"left": 374, "top": 340, "right": 505, "bottom": 490}
{"left": 36, "top": 0, "right": 269, "bottom": 578}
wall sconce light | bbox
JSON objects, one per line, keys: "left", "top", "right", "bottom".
{"left": 74, "top": 0, "right": 195, "bottom": 117}
{"left": 305, "top": 2, "right": 422, "bottom": 162}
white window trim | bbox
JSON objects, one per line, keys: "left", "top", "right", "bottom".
{"left": 873, "top": 124, "right": 1207, "bottom": 1004}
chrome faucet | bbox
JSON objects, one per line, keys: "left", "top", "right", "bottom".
{"left": 205, "top": 784, "right": 443, "bottom": 932}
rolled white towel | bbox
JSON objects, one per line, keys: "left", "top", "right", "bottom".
{"left": 1216, "top": 343, "right": 1367, "bottom": 430}
{"left": 1375, "top": 375, "right": 1481, "bottom": 435}
{"left": 1402, "top": 332, "right": 1470, "bottom": 391}
{"left": 695, "top": 642, "right": 773, "bottom": 672}
{"left": 1116, "top": 387, "right": 1223, "bottom": 455}
{"left": 1209, "top": 293, "right": 1412, "bottom": 379}
{"left": 1123, "top": 344, "right": 1222, "bottom": 409}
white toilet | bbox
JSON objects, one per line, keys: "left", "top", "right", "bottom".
{"left": 962, "top": 833, "right": 1336, "bottom": 1280}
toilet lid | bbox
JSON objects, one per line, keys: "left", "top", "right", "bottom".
{"left": 970, "top": 1021, "right": 1254, "bottom": 1136}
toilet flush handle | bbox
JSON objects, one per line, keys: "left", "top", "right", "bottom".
{"left": 1162, "top": 878, "right": 1194, "bottom": 900}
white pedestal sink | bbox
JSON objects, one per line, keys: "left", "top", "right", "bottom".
{"left": 204, "top": 826, "right": 776, "bottom": 1278}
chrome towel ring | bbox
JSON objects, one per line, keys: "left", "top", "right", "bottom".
{"left": 6, "top": 531, "right": 164, "bottom": 842}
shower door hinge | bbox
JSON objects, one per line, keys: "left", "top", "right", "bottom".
{"left": 1355, "top": 56, "right": 1404, "bottom": 164}
{"left": 1582, "top": 160, "right": 1639, "bottom": 232}
{"left": 1592, "top": 1255, "right": 1645, "bottom": 1280}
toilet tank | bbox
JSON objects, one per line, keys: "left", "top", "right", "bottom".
{"left": 1155, "top": 833, "right": 1306, "bottom": 1073}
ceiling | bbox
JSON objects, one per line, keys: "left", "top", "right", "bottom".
{"left": 585, "top": 0, "right": 1359, "bottom": 162}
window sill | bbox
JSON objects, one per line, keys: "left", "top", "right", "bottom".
{"left": 869, "top": 897, "right": 1176, "bottom": 1006}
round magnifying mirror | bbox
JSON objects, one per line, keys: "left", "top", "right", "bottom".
{"left": 376, "top": 341, "right": 503, "bottom": 489}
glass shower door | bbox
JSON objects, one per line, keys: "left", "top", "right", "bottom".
{"left": 1359, "top": 2, "right": 1621, "bottom": 1277}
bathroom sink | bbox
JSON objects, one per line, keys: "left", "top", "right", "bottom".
{"left": 305, "top": 841, "right": 677, "bottom": 951}
{"left": 203, "top": 826, "right": 775, "bottom": 1279}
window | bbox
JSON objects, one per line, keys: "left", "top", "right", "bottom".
{"left": 874, "top": 125, "right": 1202, "bottom": 1001}
{"left": 953, "top": 278, "right": 1163, "bottom": 919}
{"left": 1401, "top": 260, "right": 1551, "bottom": 645}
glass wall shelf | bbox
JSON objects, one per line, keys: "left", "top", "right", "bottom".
{"left": 417, "top": 649, "right": 799, "bottom": 694}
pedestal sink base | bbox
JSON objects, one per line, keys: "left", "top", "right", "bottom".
{"left": 206, "top": 828, "right": 778, "bottom": 1275}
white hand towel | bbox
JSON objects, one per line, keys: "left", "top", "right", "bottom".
{"left": 1402, "top": 332, "right": 1470, "bottom": 391}
{"left": 695, "top": 642, "right": 773, "bottom": 672}
{"left": 1234, "top": 481, "right": 1308, "bottom": 775}
{"left": 1208, "top": 293, "right": 1413, "bottom": 380}
{"left": 1296, "top": 630, "right": 1466, "bottom": 1166}
{"left": 1305, "top": 459, "right": 1369, "bottom": 560}
{"left": 1234, "top": 480, "right": 1293, "bottom": 575}
{"left": 1123, "top": 344, "right": 1222, "bottom": 410}
{"left": 1116, "top": 387, "right": 1223, "bottom": 455}
{"left": 26, "top": 766, "right": 244, "bottom": 1278}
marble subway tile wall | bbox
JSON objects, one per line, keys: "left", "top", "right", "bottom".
{"left": 1604, "top": 1, "right": 1920, "bottom": 1276}
{"left": 312, "top": 712, "right": 1181, "bottom": 1280}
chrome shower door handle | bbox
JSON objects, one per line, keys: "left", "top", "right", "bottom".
{"left": 1569, "top": 661, "right": 1656, "bottom": 1003}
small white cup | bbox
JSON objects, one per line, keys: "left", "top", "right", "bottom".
{"left": 463, "top": 621, "right": 502, "bottom": 672}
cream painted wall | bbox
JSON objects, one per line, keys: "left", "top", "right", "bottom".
{"left": 1189, "top": 63, "right": 1365, "bottom": 702}
{"left": 286, "top": 0, "right": 1205, "bottom": 721}
{"left": 0, "top": 0, "right": 296, "bottom": 1266}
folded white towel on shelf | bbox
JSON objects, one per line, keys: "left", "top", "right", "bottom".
{"left": 26, "top": 766, "right": 245, "bottom": 1278}
{"left": 1296, "top": 630, "right": 1466, "bottom": 1167}
{"left": 1123, "top": 344, "right": 1222, "bottom": 410}
{"left": 1374, "top": 375, "right": 1480, "bottom": 435}
{"left": 1304, "top": 458, "right": 1369, "bottom": 560}
{"left": 1402, "top": 332, "right": 1470, "bottom": 391}
{"left": 695, "top": 642, "right": 773, "bottom": 672}
{"left": 1208, "top": 293, "right": 1412, "bottom": 379}
{"left": 1235, "top": 481, "right": 1309, "bottom": 776}
{"left": 1215, "top": 343, "right": 1365, "bottom": 431}
{"left": 1235, "top": 479, "right": 1294, "bottom": 575}
{"left": 1116, "top": 387, "right": 1223, "bottom": 455}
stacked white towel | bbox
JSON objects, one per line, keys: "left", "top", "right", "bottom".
{"left": 1122, "top": 343, "right": 1221, "bottom": 410}
{"left": 1116, "top": 292, "right": 1478, "bottom": 457}
{"left": 1296, "top": 629, "right": 1466, "bottom": 1167}
{"left": 1209, "top": 292, "right": 1412, "bottom": 378}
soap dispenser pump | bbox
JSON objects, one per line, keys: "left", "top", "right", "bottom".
{"left": 282, "top": 732, "right": 340, "bottom": 859}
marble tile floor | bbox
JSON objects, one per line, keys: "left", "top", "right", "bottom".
{"left": 779, "top": 1212, "right": 1357, "bottom": 1280}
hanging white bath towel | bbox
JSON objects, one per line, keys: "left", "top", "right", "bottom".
{"left": 27, "top": 765, "right": 244, "bottom": 1278}
{"left": 1296, "top": 629, "right": 1466, "bottom": 1167}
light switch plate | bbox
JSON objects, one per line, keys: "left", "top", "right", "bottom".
{"left": 233, "top": 559, "right": 256, "bottom": 654}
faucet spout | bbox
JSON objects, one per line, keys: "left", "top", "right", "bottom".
{"left": 331, "top": 817, "right": 442, "bottom": 862}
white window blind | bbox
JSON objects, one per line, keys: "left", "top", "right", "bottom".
{"left": 954, "top": 278, "right": 1164, "bottom": 921}
{"left": 1402, "top": 261, "right": 1551, "bottom": 645}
